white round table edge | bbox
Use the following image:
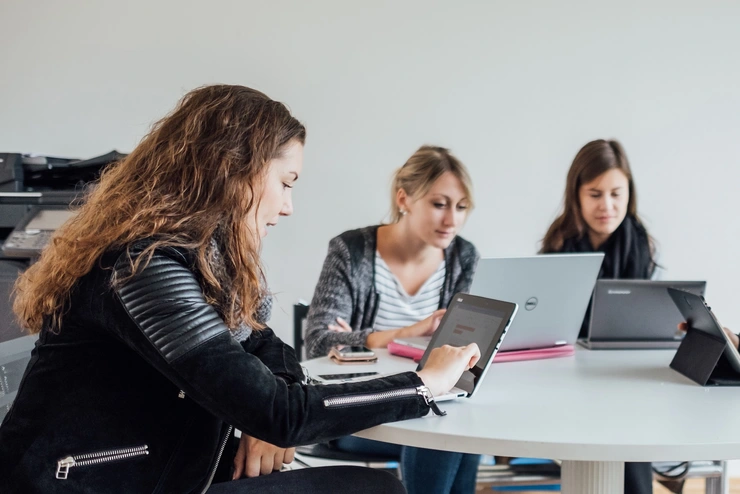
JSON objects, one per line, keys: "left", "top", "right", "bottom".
{"left": 353, "top": 426, "right": 740, "bottom": 462}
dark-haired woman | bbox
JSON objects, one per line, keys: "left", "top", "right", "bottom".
{"left": 541, "top": 138, "right": 657, "bottom": 494}
{"left": 0, "top": 85, "right": 480, "bottom": 494}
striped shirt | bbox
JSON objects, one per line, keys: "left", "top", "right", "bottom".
{"left": 373, "top": 251, "right": 446, "bottom": 331}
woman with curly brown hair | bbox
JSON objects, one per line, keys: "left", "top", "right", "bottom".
{"left": 0, "top": 84, "right": 479, "bottom": 494}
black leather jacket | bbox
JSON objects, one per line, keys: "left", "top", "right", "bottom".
{"left": 0, "top": 245, "right": 431, "bottom": 493}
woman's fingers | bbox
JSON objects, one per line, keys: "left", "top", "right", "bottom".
{"left": 284, "top": 447, "right": 296, "bottom": 464}
{"left": 232, "top": 436, "right": 246, "bottom": 479}
{"left": 328, "top": 317, "right": 352, "bottom": 332}
{"left": 336, "top": 317, "right": 352, "bottom": 331}
{"left": 260, "top": 453, "right": 275, "bottom": 476}
{"left": 463, "top": 343, "right": 481, "bottom": 368}
{"left": 328, "top": 324, "right": 350, "bottom": 333}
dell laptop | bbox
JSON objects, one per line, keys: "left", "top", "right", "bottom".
{"left": 467, "top": 254, "right": 604, "bottom": 352}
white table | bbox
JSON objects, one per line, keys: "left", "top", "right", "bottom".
{"left": 304, "top": 348, "right": 740, "bottom": 494}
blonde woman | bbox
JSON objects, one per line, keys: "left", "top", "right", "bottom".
{"left": 305, "top": 145, "right": 481, "bottom": 494}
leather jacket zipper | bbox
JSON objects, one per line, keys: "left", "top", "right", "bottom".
{"left": 200, "top": 425, "right": 233, "bottom": 494}
{"left": 324, "top": 385, "right": 446, "bottom": 416}
{"left": 56, "top": 445, "right": 149, "bottom": 479}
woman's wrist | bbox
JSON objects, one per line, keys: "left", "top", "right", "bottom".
{"left": 365, "top": 323, "right": 420, "bottom": 348}
{"left": 415, "top": 370, "right": 434, "bottom": 394}
{"left": 365, "top": 331, "right": 380, "bottom": 348}
{"left": 396, "top": 325, "right": 412, "bottom": 339}
{"left": 415, "top": 370, "right": 446, "bottom": 397}
{"left": 399, "top": 320, "right": 423, "bottom": 339}
{"left": 366, "top": 329, "right": 399, "bottom": 348}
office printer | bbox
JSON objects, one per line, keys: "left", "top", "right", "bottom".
{"left": 0, "top": 150, "right": 126, "bottom": 259}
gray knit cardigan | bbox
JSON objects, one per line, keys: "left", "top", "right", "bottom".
{"left": 304, "top": 225, "right": 480, "bottom": 358}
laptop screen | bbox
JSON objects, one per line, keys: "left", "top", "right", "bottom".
{"left": 418, "top": 294, "right": 516, "bottom": 394}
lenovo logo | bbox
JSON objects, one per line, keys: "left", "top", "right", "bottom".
{"left": 607, "top": 290, "right": 632, "bottom": 295}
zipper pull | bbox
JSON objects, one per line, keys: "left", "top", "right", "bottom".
{"left": 56, "top": 456, "right": 75, "bottom": 479}
{"left": 416, "top": 385, "right": 447, "bottom": 416}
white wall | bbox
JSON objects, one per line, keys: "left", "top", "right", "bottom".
{"left": 2, "top": 0, "right": 740, "bottom": 469}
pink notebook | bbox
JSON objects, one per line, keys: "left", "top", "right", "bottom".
{"left": 387, "top": 341, "right": 574, "bottom": 363}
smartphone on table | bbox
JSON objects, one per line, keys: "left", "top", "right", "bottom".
{"left": 329, "top": 345, "right": 378, "bottom": 364}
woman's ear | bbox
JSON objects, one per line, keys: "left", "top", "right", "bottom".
{"left": 396, "top": 188, "right": 410, "bottom": 214}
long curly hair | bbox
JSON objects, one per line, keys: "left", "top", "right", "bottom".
{"left": 14, "top": 84, "right": 306, "bottom": 334}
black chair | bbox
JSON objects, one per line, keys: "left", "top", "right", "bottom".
{"left": 293, "top": 302, "right": 309, "bottom": 361}
{"left": 292, "top": 302, "right": 402, "bottom": 475}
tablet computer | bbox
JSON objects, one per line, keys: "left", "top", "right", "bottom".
{"left": 667, "top": 287, "right": 740, "bottom": 373}
{"left": 417, "top": 293, "right": 518, "bottom": 400}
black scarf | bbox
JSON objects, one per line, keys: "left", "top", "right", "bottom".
{"left": 559, "top": 215, "right": 654, "bottom": 338}
{"left": 560, "top": 215, "right": 654, "bottom": 280}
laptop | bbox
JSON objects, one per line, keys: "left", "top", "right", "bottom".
{"left": 464, "top": 254, "right": 604, "bottom": 352}
{"left": 580, "top": 280, "right": 707, "bottom": 349}
{"left": 416, "top": 293, "right": 518, "bottom": 401}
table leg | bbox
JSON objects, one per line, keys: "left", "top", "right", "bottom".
{"left": 561, "top": 460, "right": 624, "bottom": 494}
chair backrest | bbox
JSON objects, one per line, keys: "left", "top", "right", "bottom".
{"left": 293, "top": 303, "right": 309, "bottom": 361}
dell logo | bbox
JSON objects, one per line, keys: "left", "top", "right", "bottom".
{"left": 525, "top": 297, "right": 538, "bottom": 311}
{"left": 607, "top": 290, "right": 631, "bottom": 295}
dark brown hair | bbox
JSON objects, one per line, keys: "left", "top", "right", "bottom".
{"left": 541, "top": 139, "right": 643, "bottom": 252}
{"left": 15, "top": 84, "right": 305, "bottom": 333}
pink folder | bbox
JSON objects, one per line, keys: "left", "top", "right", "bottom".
{"left": 493, "top": 344, "right": 575, "bottom": 362}
{"left": 387, "top": 341, "right": 575, "bottom": 363}
{"left": 387, "top": 341, "right": 426, "bottom": 361}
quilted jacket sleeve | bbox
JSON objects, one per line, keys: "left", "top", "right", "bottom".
{"left": 110, "top": 247, "right": 431, "bottom": 448}
{"left": 240, "top": 327, "right": 305, "bottom": 384}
